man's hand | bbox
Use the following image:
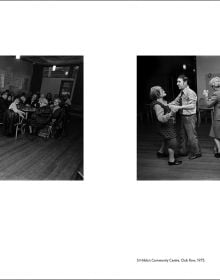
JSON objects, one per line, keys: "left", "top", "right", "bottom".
{"left": 168, "top": 104, "right": 180, "bottom": 113}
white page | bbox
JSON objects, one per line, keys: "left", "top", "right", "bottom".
{"left": 0, "top": 1, "right": 219, "bottom": 279}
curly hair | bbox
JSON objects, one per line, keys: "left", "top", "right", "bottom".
{"left": 209, "top": 76, "right": 220, "bottom": 89}
{"left": 149, "top": 86, "right": 162, "bottom": 101}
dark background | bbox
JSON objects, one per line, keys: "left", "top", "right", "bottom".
{"left": 137, "top": 56, "right": 197, "bottom": 118}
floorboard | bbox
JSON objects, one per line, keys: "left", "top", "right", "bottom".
{"left": 137, "top": 120, "right": 220, "bottom": 180}
{"left": 0, "top": 117, "right": 83, "bottom": 180}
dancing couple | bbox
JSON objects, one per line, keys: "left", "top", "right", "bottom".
{"left": 150, "top": 74, "right": 201, "bottom": 166}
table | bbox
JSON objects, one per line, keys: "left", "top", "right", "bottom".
{"left": 198, "top": 107, "right": 214, "bottom": 127}
{"left": 20, "top": 106, "right": 36, "bottom": 119}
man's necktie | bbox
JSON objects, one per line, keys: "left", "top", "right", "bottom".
{"left": 179, "top": 91, "right": 184, "bottom": 114}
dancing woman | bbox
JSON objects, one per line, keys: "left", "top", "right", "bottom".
{"left": 202, "top": 77, "right": 220, "bottom": 157}
{"left": 150, "top": 86, "right": 182, "bottom": 165}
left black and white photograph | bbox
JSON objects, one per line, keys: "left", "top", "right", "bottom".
{"left": 0, "top": 56, "right": 83, "bottom": 180}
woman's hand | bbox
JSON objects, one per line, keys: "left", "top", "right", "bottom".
{"left": 168, "top": 104, "right": 180, "bottom": 113}
{"left": 18, "top": 111, "right": 25, "bottom": 118}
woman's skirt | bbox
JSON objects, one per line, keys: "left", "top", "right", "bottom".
{"left": 209, "top": 120, "right": 220, "bottom": 139}
{"left": 157, "top": 120, "right": 177, "bottom": 150}
{"left": 158, "top": 120, "right": 177, "bottom": 140}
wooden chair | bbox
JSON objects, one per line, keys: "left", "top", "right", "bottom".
{"left": 37, "top": 124, "right": 52, "bottom": 139}
{"left": 15, "top": 116, "right": 26, "bottom": 139}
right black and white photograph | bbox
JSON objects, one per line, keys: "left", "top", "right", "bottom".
{"left": 137, "top": 56, "right": 220, "bottom": 180}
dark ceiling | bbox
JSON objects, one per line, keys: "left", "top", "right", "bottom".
{"left": 20, "top": 56, "right": 83, "bottom": 66}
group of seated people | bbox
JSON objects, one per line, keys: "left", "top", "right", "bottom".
{"left": 0, "top": 90, "right": 72, "bottom": 138}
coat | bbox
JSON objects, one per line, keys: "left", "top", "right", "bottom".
{"left": 203, "top": 90, "right": 220, "bottom": 121}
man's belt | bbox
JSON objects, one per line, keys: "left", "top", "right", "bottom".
{"left": 181, "top": 113, "right": 196, "bottom": 117}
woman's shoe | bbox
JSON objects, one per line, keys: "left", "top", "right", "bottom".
{"left": 168, "top": 160, "right": 182, "bottom": 165}
{"left": 189, "top": 153, "right": 202, "bottom": 160}
{"left": 157, "top": 152, "right": 167, "bottom": 158}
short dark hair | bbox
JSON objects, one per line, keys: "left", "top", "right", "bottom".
{"left": 178, "top": 74, "right": 188, "bottom": 83}
{"left": 54, "top": 98, "right": 62, "bottom": 105}
{"left": 149, "top": 86, "right": 162, "bottom": 101}
{"left": 1, "top": 91, "right": 8, "bottom": 97}
{"left": 19, "top": 92, "right": 26, "bottom": 98}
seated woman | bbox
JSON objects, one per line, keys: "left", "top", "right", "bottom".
{"left": 40, "top": 92, "right": 46, "bottom": 99}
{"left": 202, "top": 77, "right": 220, "bottom": 157}
{"left": 150, "top": 86, "right": 182, "bottom": 165}
{"left": 50, "top": 98, "right": 65, "bottom": 137}
{"left": 19, "top": 93, "right": 28, "bottom": 107}
{"left": 28, "top": 98, "right": 52, "bottom": 135}
{"left": 4, "top": 98, "right": 25, "bottom": 136}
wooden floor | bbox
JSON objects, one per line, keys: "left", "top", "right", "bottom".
{"left": 137, "top": 120, "right": 220, "bottom": 180}
{"left": 0, "top": 117, "right": 83, "bottom": 180}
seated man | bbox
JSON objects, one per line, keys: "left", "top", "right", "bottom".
{"left": 26, "top": 93, "right": 39, "bottom": 108}
{"left": 60, "top": 91, "right": 71, "bottom": 121}
{"left": 0, "top": 91, "right": 9, "bottom": 122}
{"left": 46, "top": 92, "right": 53, "bottom": 106}
{"left": 6, "top": 94, "right": 13, "bottom": 107}
{"left": 29, "top": 98, "right": 52, "bottom": 135}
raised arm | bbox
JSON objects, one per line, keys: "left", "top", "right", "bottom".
{"left": 202, "top": 91, "right": 218, "bottom": 108}
{"left": 9, "top": 103, "right": 25, "bottom": 117}
{"left": 169, "top": 93, "right": 181, "bottom": 105}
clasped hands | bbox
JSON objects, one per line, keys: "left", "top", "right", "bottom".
{"left": 168, "top": 104, "right": 182, "bottom": 114}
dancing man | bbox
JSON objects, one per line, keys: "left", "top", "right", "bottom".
{"left": 170, "top": 74, "right": 201, "bottom": 160}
